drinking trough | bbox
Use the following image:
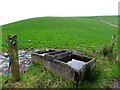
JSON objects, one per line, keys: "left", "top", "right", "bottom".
{"left": 31, "top": 49, "right": 96, "bottom": 82}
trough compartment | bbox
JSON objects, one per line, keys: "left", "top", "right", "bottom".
{"left": 31, "top": 49, "right": 96, "bottom": 82}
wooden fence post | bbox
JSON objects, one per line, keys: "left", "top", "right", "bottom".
{"left": 7, "top": 35, "right": 20, "bottom": 81}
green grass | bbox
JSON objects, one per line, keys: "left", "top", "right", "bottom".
{"left": 2, "top": 16, "right": 118, "bottom": 52}
{"left": 1, "top": 16, "right": 119, "bottom": 88}
{"left": 79, "top": 58, "right": 119, "bottom": 88}
{"left": 1, "top": 58, "right": 119, "bottom": 88}
{"left": 1, "top": 62, "right": 76, "bottom": 88}
{"left": 98, "top": 16, "right": 118, "bottom": 25}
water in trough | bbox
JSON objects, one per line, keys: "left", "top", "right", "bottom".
{"left": 67, "top": 59, "right": 86, "bottom": 70}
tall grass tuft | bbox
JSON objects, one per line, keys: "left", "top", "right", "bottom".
{"left": 102, "top": 35, "right": 116, "bottom": 61}
{"left": 83, "top": 65, "right": 101, "bottom": 82}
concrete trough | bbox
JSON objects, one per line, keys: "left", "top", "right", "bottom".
{"left": 31, "top": 49, "right": 96, "bottom": 82}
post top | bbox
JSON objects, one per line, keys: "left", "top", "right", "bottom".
{"left": 7, "top": 35, "right": 17, "bottom": 39}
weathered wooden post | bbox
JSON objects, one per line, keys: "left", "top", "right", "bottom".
{"left": 111, "top": 35, "right": 116, "bottom": 48}
{"left": 7, "top": 35, "right": 20, "bottom": 81}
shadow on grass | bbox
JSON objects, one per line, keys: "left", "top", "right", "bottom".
{"left": 81, "top": 65, "right": 102, "bottom": 84}
{"left": 77, "top": 65, "right": 102, "bottom": 88}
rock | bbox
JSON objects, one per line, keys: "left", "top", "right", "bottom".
{"left": 34, "top": 49, "right": 40, "bottom": 52}
{"left": 2, "top": 62, "right": 8, "bottom": 66}
{"left": 25, "top": 64, "right": 28, "bottom": 67}
{"left": 0, "top": 60, "right": 5, "bottom": 64}
{"left": 19, "top": 60, "right": 24, "bottom": 64}
{"left": 19, "top": 57, "right": 24, "bottom": 60}
{"left": 0, "top": 68, "right": 2, "bottom": 71}
{"left": 18, "top": 50, "right": 27, "bottom": 54}
{"left": 3, "top": 52, "right": 8, "bottom": 57}
{"left": 28, "top": 57, "right": 32, "bottom": 59}
{"left": 18, "top": 54, "right": 25, "bottom": 57}
{"left": 0, "top": 64, "right": 8, "bottom": 69}
{"left": 0, "top": 49, "right": 33, "bottom": 76}
{"left": 111, "top": 77, "right": 120, "bottom": 88}
{"left": 0, "top": 55, "right": 6, "bottom": 60}
{"left": 0, "top": 72, "right": 2, "bottom": 75}
{"left": 3, "top": 67, "right": 8, "bottom": 72}
{"left": 27, "top": 61, "right": 30, "bottom": 64}
{"left": 24, "top": 61, "right": 27, "bottom": 64}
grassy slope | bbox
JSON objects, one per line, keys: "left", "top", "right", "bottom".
{"left": 1, "top": 16, "right": 119, "bottom": 88}
{"left": 2, "top": 17, "right": 118, "bottom": 52}
{"left": 98, "top": 16, "right": 118, "bottom": 25}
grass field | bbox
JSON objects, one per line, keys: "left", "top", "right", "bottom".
{"left": 1, "top": 16, "right": 119, "bottom": 88}
{"left": 98, "top": 16, "right": 118, "bottom": 25}
{"left": 2, "top": 16, "right": 118, "bottom": 52}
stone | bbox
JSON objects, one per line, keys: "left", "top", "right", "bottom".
{"left": 3, "top": 52, "right": 8, "bottom": 57}
{"left": 32, "top": 49, "right": 96, "bottom": 82}
{"left": 0, "top": 55, "right": 6, "bottom": 60}
{"left": 0, "top": 49, "right": 32, "bottom": 76}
